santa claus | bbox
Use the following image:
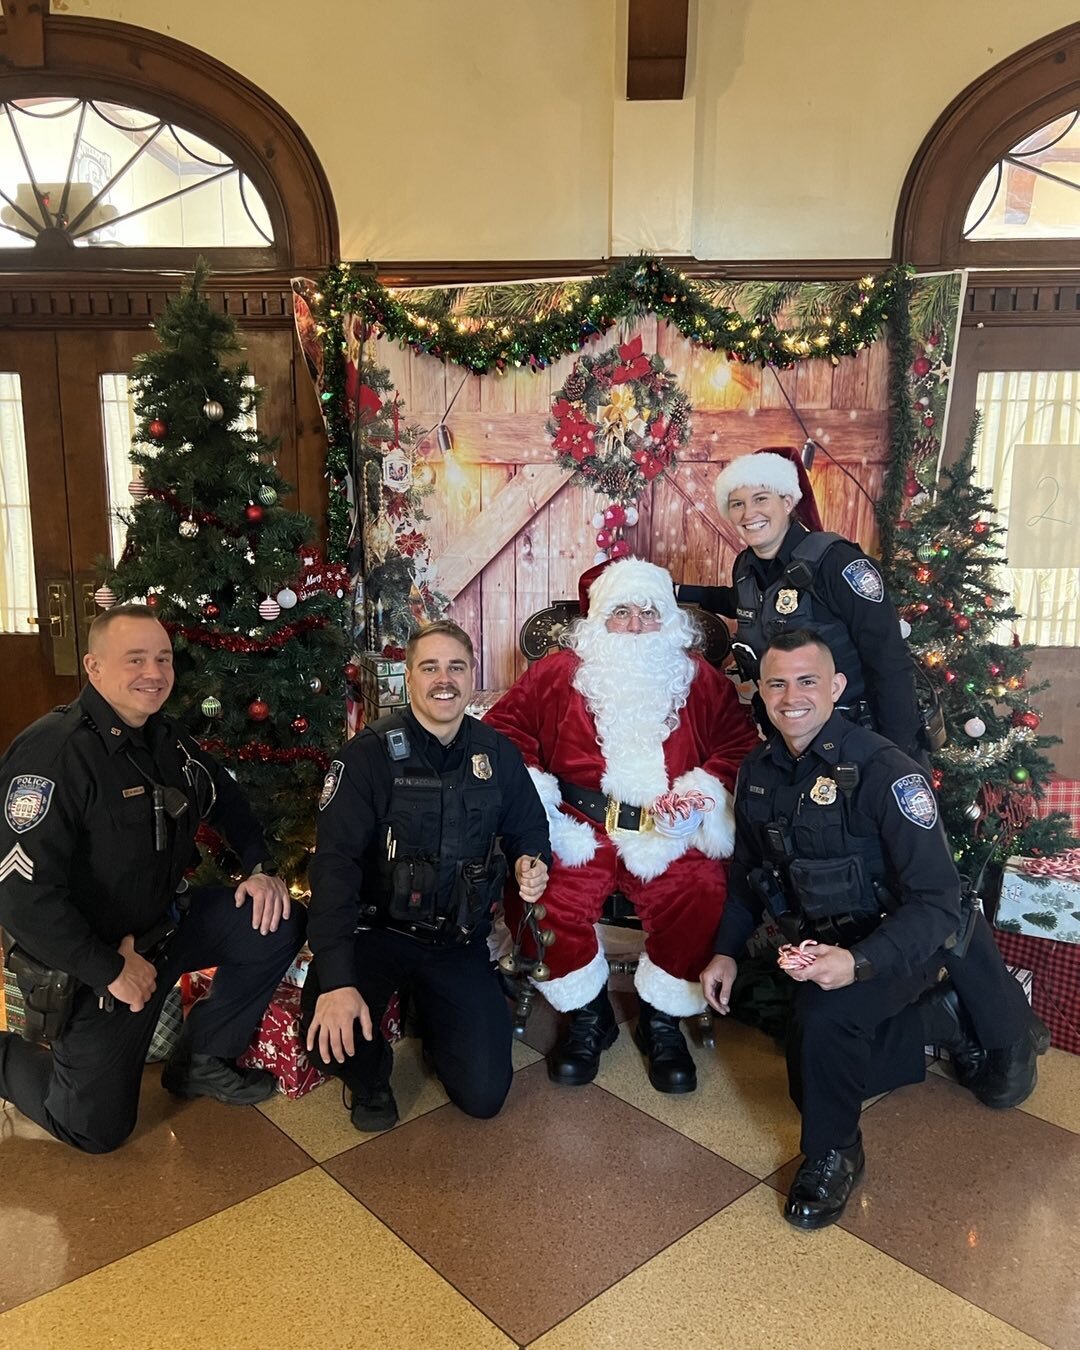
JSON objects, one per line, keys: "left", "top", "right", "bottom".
{"left": 485, "top": 558, "right": 758, "bottom": 1093}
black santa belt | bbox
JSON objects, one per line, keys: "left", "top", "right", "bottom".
{"left": 557, "top": 779, "right": 654, "bottom": 833}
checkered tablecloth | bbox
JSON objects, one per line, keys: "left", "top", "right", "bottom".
{"left": 993, "top": 927, "right": 1080, "bottom": 1055}
{"left": 1037, "top": 777, "right": 1080, "bottom": 837}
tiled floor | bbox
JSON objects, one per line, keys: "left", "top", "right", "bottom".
{"left": 2, "top": 1000, "right": 1078, "bottom": 1350}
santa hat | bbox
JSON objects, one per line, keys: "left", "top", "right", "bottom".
{"left": 577, "top": 560, "right": 611, "bottom": 614}
{"left": 714, "top": 447, "right": 823, "bottom": 532}
{"left": 581, "top": 557, "right": 678, "bottom": 621}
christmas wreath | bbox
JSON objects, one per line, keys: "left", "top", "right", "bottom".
{"left": 547, "top": 336, "right": 691, "bottom": 508}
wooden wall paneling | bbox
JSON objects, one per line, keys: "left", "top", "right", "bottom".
{"left": 758, "top": 361, "right": 796, "bottom": 413}
{"left": 479, "top": 463, "right": 518, "bottom": 691}
{"left": 830, "top": 350, "right": 870, "bottom": 410}
{"left": 545, "top": 477, "right": 596, "bottom": 607}
{"left": 291, "top": 348, "right": 330, "bottom": 544}
{"left": 376, "top": 336, "right": 414, "bottom": 409}
{"left": 513, "top": 363, "right": 551, "bottom": 415}
{"left": 795, "top": 356, "right": 835, "bottom": 410}
{"left": 864, "top": 334, "right": 891, "bottom": 408}
{"left": 480, "top": 366, "right": 518, "bottom": 416}
{"left": 241, "top": 330, "right": 298, "bottom": 510}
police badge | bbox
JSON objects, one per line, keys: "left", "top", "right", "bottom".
{"left": 4, "top": 775, "right": 55, "bottom": 833}
{"left": 809, "top": 776, "right": 837, "bottom": 805}
{"left": 775, "top": 588, "right": 799, "bottom": 615}
{"left": 471, "top": 752, "right": 493, "bottom": 781}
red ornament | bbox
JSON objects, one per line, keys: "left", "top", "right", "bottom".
{"left": 603, "top": 504, "right": 627, "bottom": 528}
{"left": 953, "top": 615, "right": 971, "bottom": 631}
{"left": 248, "top": 699, "right": 270, "bottom": 722}
{"left": 595, "top": 528, "right": 613, "bottom": 550}
{"left": 928, "top": 332, "right": 941, "bottom": 347}
{"left": 903, "top": 479, "right": 921, "bottom": 498}
{"left": 148, "top": 419, "right": 167, "bottom": 439}
{"left": 943, "top": 669, "right": 958, "bottom": 683}
{"left": 912, "top": 356, "right": 932, "bottom": 378}
{"left": 931, "top": 770, "right": 944, "bottom": 791}
{"left": 896, "top": 520, "right": 913, "bottom": 531}
{"left": 245, "top": 503, "right": 264, "bottom": 524}
{"left": 1012, "top": 711, "right": 1041, "bottom": 730}
{"left": 915, "top": 602, "right": 930, "bottom": 615}
{"left": 972, "top": 521, "right": 989, "bottom": 536}
{"left": 203, "top": 602, "right": 220, "bottom": 619}
{"left": 145, "top": 594, "right": 160, "bottom": 608}
{"left": 609, "top": 539, "right": 631, "bottom": 559}
{"left": 290, "top": 715, "right": 309, "bottom": 734}
{"left": 922, "top": 414, "right": 935, "bottom": 428}
{"left": 344, "top": 663, "right": 361, "bottom": 684}
{"left": 988, "top": 663, "right": 1001, "bottom": 677}
{"left": 983, "top": 595, "right": 995, "bottom": 608}
{"left": 915, "top": 566, "right": 932, "bottom": 584}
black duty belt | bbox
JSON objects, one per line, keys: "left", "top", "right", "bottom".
{"left": 558, "top": 779, "right": 654, "bottom": 833}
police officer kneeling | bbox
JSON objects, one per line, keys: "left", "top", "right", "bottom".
{"left": 701, "top": 629, "right": 983, "bottom": 1231}
{"left": 0, "top": 605, "right": 305, "bottom": 1154}
{"left": 302, "top": 621, "right": 550, "bottom": 1133}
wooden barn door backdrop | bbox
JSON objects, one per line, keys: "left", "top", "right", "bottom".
{"left": 352, "top": 317, "right": 891, "bottom": 695}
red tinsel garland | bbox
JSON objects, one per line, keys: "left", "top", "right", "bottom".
{"left": 146, "top": 486, "right": 248, "bottom": 536}
{"left": 199, "top": 737, "right": 330, "bottom": 770}
{"left": 165, "top": 615, "right": 328, "bottom": 652}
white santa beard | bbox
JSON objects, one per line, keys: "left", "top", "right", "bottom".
{"left": 572, "top": 628, "right": 694, "bottom": 804}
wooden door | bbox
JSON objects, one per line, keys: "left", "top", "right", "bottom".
{"left": 0, "top": 327, "right": 302, "bottom": 751}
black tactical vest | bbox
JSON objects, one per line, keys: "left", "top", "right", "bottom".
{"left": 743, "top": 725, "right": 894, "bottom": 935}
{"left": 364, "top": 713, "right": 506, "bottom": 943}
{"left": 731, "top": 532, "right": 865, "bottom": 701}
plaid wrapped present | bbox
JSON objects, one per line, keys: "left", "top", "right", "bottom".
{"left": 993, "top": 927, "right": 1080, "bottom": 1055}
{"left": 4, "top": 968, "right": 183, "bottom": 1061}
{"left": 1036, "top": 776, "right": 1080, "bottom": 837}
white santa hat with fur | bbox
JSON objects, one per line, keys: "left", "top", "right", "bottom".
{"left": 582, "top": 556, "right": 679, "bottom": 622}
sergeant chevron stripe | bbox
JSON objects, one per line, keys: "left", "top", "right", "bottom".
{"left": 0, "top": 843, "right": 34, "bottom": 882}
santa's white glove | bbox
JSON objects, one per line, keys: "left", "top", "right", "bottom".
{"left": 653, "top": 808, "right": 702, "bottom": 839}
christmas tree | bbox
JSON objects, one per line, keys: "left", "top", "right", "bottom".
{"left": 97, "top": 266, "right": 346, "bottom": 886}
{"left": 887, "top": 419, "right": 1076, "bottom": 873}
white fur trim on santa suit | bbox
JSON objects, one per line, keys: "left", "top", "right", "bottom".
{"left": 585, "top": 557, "right": 679, "bottom": 622}
{"left": 634, "top": 951, "right": 707, "bottom": 1017}
{"left": 526, "top": 766, "right": 597, "bottom": 867}
{"left": 673, "top": 768, "right": 735, "bottom": 860}
{"left": 609, "top": 820, "right": 692, "bottom": 882}
{"left": 535, "top": 946, "right": 609, "bottom": 1012}
{"left": 714, "top": 451, "right": 801, "bottom": 517}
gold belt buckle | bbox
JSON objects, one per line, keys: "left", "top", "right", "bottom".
{"left": 604, "top": 797, "right": 621, "bottom": 834}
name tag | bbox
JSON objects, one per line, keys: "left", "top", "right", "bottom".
{"left": 749, "top": 784, "right": 766, "bottom": 795}
{"left": 122, "top": 786, "right": 146, "bottom": 799}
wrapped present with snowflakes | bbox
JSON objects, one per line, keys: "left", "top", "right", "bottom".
{"left": 995, "top": 851, "right": 1080, "bottom": 946}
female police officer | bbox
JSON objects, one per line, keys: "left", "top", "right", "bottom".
{"left": 681, "top": 449, "right": 1048, "bottom": 1110}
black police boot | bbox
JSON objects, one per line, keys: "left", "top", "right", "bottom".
{"left": 916, "top": 981, "right": 985, "bottom": 1089}
{"left": 974, "top": 1018, "right": 1050, "bottom": 1109}
{"left": 784, "top": 1135, "right": 865, "bottom": 1231}
{"left": 633, "top": 999, "right": 696, "bottom": 1094}
{"left": 548, "top": 988, "right": 618, "bottom": 1087}
{"left": 348, "top": 1082, "right": 399, "bottom": 1133}
{"left": 161, "top": 1051, "right": 277, "bottom": 1105}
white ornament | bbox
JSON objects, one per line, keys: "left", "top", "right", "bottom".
{"left": 912, "top": 492, "right": 930, "bottom": 507}
{"left": 624, "top": 505, "right": 639, "bottom": 526}
{"left": 593, "top": 551, "right": 609, "bottom": 565}
{"left": 129, "top": 477, "right": 147, "bottom": 500}
{"left": 276, "top": 587, "right": 298, "bottom": 610}
{"left": 592, "top": 512, "right": 606, "bottom": 529}
{"left": 258, "top": 596, "right": 281, "bottom": 621}
{"left": 179, "top": 518, "right": 199, "bottom": 538}
{"left": 963, "top": 717, "right": 986, "bottom": 739}
{"left": 898, "top": 618, "right": 912, "bottom": 639}
{"left": 93, "top": 585, "right": 116, "bottom": 609}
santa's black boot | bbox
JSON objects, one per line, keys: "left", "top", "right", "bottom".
{"left": 634, "top": 999, "right": 697, "bottom": 1094}
{"left": 548, "top": 988, "right": 619, "bottom": 1087}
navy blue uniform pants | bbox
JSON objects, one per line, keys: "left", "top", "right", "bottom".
{"left": 787, "top": 960, "right": 938, "bottom": 1159}
{"left": 943, "top": 911, "right": 1031, "bottom": 1050}
{"left": 300, "top": 928, "right": 512, "bottom": 1120}
{"left": 0, "top": 886, "right": 304, "bottom": 1153}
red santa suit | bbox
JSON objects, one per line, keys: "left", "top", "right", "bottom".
{"left": 486, "top": 596, "right": 757, "bottom": 1019}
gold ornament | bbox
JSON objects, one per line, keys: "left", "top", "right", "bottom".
{"left": 368, "top": 512, "right": 394, "bottom": 562}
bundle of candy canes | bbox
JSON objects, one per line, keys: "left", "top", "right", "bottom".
{"left": 777, "top": 940, "right": 818, "bottom": 974}
{"left": 651, "top": 788, "right": 714, "bottom": 828}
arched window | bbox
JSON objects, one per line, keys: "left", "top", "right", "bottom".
{"left": 0, "top": 97, "right": 274, "bottom": 258}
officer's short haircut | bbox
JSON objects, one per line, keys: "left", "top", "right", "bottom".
{"left": 760, "top": 628, "right": 835, "bottom": 668}
{"left": 88, "top": 603, "right": 166, "bottom": 652}
{"left": 406, "top": 620, "right": 475, "bottom": 666}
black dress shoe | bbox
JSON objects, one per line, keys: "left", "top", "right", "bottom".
{"left": 975, "top": 1020, "right": 1049, "bottom": 1109}
{"left": 917, "top": 982, "right": 985, "bottom": 1088}
{"left": 161, "top": 1052, "right": 277, "bottom": 1105}
{"left": 784, "top": 1136, "right": 865, "bottom": 1231}
{"left": 349, "top": 1083, "right": 399, "bottom": 1133}
{"left": 548, "top": 988, "right": 618, "bottom": 1086}
{"left": 633, "top": 999, "right": 696, "bottom": 1094}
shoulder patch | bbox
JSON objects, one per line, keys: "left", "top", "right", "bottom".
{"left": 890, "top": 773, "right": 937, "bottom": 830}
{"left": 841, "top": 557, "right": 884, "bottom": 603}
{"left": 4, "top": 775, "right": 55, "bottom": 834}
{"left": 318, "top": 760, "right": 345, "bottom": 811}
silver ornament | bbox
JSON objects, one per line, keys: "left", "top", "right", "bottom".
{"left": 963, "top": 717, "right": 986, "bottom": 739}
{"left": 179, "top": 518, "right": 200, "bottom": 538}
{"left": 308, "top": 676, "right": 323, "bottom": 693}
{"left": 276, "top": 587, "right": 298, "bottom": 610}
{"left": 203, "top": 399, "right": 224, "bottom": 422}
{"left": 964, "top": 802, "right": 981, "bottom": 821}
{"left": 201, "top": 696, "right": 222, "bottom": 718}
{"left": 257, "top": 485, "right": 278, "bottom": 506}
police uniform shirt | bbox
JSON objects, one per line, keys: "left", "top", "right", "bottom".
{"left": 681, "top": 522, "right": 920, "bottom": 756}
{"left": 0, "top": 682, "right": 271, "bottom": 991}
{"left": 714, "top": 712, "right": 960, "bottom": 979}
{"left": 308, "top": 708, "right": 551, "bottom": 992}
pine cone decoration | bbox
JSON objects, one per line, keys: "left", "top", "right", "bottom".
{"left": 597, "top": 466, "right": 636, "bottom": 499}
{"left": 562, "top": 371, "right": 587, "bottom": 402}
{"left": 668, "top": 394, "right": 690, "bottom": 431}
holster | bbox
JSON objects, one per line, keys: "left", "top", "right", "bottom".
{"left": 3, "top": 941, "right": 78, "bottom": 1043}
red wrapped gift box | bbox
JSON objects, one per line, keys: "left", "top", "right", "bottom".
{"left": 993, "top": 927, "right": 1080, "bottom": 1056}
{"left": 185, "top": 970, "right": 404, "bottom": 1099}
{"left": 1036, "top": 777, "right": 1080, "bottom": 837}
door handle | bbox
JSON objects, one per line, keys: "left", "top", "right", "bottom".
{"left": 45, "top": 580, "right": 77, "bottom": 676}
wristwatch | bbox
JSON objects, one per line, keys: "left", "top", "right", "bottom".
{"left": 851, "top": 949, "right": 874, "bottom": 982}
